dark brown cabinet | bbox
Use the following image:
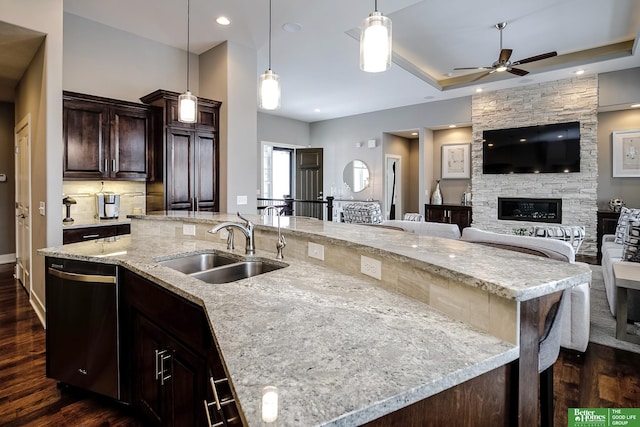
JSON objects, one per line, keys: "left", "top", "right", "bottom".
{"left": 425, "top": 204, "right": 472, "bottom": 232}
{"left": 62, "top": 223, "right": 131, "bottom": 244}
{"left": 597, "top": 210, "right": 621, "bottom": 264}
{"left": 63, "top": 92, "right": 153, "bottom": 181}
{"left": 141, "top": 90, "right": 221, "bottom": 212}
{"left": 121, "top": 270, "right": 240, "bottom": 427}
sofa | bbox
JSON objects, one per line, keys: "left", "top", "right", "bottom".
{"left": 601, "top": 208, "right": 640, "bottom": 321}
{"left": 381, "top": 220, "right": 461, "bottom": 240}
{"left": 460, "top": 227, "right": 591, "bottom": 352}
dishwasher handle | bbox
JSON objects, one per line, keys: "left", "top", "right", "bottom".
{"left": 48, "top": 267, "right": 116, "bottom": 284}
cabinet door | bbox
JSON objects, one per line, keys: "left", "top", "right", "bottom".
{"left": 110, "top": 106, "right": 150, "bottom": 180}
{"left": 450, "top": 208, "right": 472, "bottom": 231}
{"left": 134, "top": 313, "right": 165, "bottom": 425}
{"left": 166, "top": 128, "right": 195, "bottom": 210}
{"left": 425, "top": 205, "right": 447, "bottom": 223}
{"left": 63, "top": 99, "right": 109, "bottom": 179}
{"left": 194, "top": 132, "right": 218, "bottom": 212}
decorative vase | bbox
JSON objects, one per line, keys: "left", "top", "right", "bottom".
{"left": 431, "top": 180, "right": 443, "bottom": 205}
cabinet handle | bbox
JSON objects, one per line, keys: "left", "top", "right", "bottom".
{"left": 154, "top": 349, "right": 172, "bottom": 385}
{"left": 104, "top": 159, "right": 108, "bottom": 173}
{"left": 82, "top": 234, "right": 100, "bottom": 239}
{"left": 112, "top": 159, "right": 117, "bottom": 173}
{"left": 204, "top": 375, "right": 237, "bottom": 427}
{"left": 194, "top": 197, "right": 199, "bottom": 212}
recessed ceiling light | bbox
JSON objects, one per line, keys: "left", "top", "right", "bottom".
{"left": 575, "top": 69, "right": 585, "bottom": 75}
{"left": 282, "top": 22, "right": 302, "bottom": 32}
{"left": 216, "top": 16, "right": 230, "bottom": 26}
{"left": 520, "top": 138, "right": 526, "bottom": 142}
{"left": 475, "top": 88, "right": 483, "bottom": 93}
{"left": 449, "top": 124, "right": 456, "bottom": 128}
{"left": 411, "top": 132, "right": 418, "bottom": 136}
{"left": 557, "top": 134, "right": 564, "bottom": 138}
{"left": 631, "top": 103, "right": 640, "bottom": 108}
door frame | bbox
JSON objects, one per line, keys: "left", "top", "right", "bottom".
{"left": 14, "top": 114, "right": 32, "bottom": 295}
{"left": 385, "top": 154, "right": 402, "bottom": 220}
{"left": 260, "top": 141, "right": 306, "bottom": 199}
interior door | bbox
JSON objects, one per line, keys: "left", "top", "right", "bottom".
{"left": 15, "top": 118, "right": 31, "bottom": 293}
{"left": 295, "top": 148, "right": 323, "bottom": 219}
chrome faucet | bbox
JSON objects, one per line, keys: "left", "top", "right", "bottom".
{"left": 208, "top": 213, "right": 255, "bottom": 255}
{"left": 264, "top": 205, "right": 286, "bottom": 259}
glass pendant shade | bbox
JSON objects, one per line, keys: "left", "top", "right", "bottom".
{"left": 360, "top": 11, "right": 392, "bottom": 73}
{"left": 258, "top": 69, "right": 281, "bottom": 110}
{"left": 178, "top": 90, "right": 197, "bottom": 123}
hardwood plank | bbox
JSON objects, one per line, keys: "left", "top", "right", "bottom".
{"left": 0, "top": 268, "right": 143, "bottom": 426}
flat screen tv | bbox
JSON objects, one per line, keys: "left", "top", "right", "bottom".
{"left": 482, "top": 121, "right": 580, "bottom": 174}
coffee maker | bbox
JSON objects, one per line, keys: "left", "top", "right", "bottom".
{"left": 96, "top": 192, "right": 120, "bottom": 219}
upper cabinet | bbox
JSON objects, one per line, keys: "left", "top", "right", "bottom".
{"left": 140, "top": 90, "right": 222, "bottom": 213}
{"left": 63, "top": 91, "right": 154, "bottom": 181}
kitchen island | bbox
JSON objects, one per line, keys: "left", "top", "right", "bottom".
{"left": 40, "top": 212, "right": 590, "bottom": 426}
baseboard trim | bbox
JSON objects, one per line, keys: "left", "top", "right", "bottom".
{"left": 0, "top": 253, "right": 16, "bottom": 264}
{"left": 30, "top": 292, "right": 46, "bottom": 329}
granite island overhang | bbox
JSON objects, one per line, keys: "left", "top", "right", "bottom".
{"left": 39, "top": 212, "right": 591, "bottom": 426}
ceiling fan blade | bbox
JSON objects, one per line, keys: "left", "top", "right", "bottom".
{"left": 512, "top": 51, "right": 557, "bottom": 65}
{"left": 498, "top": 49, "right": 513, "bottom": 63}
{"left": 470, "top": 71, "right": 492, "bottom": 82}
{"left": 453, "top": 66, "right": 493, "bottom": 71}
{"left": 508, "top": 67, "right": 529, "bottom": 76}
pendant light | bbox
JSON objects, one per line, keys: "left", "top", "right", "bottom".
{"left": 360, "top": 0, "right": 392, "bottom": 73}
{"left": 178, "top": 0, "right": 197, "bottom": 123}
{"left": 258, "top": 0, "right": 281, "bottom": 110}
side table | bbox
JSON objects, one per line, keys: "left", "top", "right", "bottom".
{"left": 613, "top": 262, "right": 640, "bottom": 344}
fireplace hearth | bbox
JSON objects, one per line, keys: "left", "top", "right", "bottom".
{"left": 498, "top": 197, "right": 562, "bottom": 224}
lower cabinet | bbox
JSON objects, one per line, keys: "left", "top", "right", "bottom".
{"left": 63, "top": 223, "right": 131, "bottom": 244}
{"left": 121, "top": 270, "right": 240, "bottom": 426}
{"left": 424, "top": 204, "right": 472, "bottom": 233}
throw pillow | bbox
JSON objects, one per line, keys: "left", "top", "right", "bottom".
{"left": 614, "top": 207, "right": 640, "bottom": 244}
{"left": 622, "top": 218, "right": 640, "bottom": 262}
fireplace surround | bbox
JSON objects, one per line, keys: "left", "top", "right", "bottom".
{"left": 498, "top": 197, "right": 562, "bottom": 224}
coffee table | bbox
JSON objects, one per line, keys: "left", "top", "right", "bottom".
{"left": 613, "top": 262, "right": 640, "bottom": 344}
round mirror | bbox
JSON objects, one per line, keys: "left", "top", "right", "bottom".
{"left": 343, "top": 160, "right": 370, "bottom": 193}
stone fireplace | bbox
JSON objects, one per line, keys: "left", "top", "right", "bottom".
{"left": 498, "top": 197, "right": 562, "bottom": 223}
{"left": 471, "top": 75, "right": 598, "bottom": 256}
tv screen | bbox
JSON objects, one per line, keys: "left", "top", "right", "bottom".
{"left": 483, "top": 122, "right": 580, "bottom": 174}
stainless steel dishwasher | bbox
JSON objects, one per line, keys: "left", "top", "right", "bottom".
{"left": 45, "top": 257, "right": 121, "bottom": 400}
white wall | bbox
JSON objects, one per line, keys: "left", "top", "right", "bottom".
{"left": 63, "top": 13, "right": 196, "bottom": 103}
{"left": 310, "top": 97, "right": 472, "bottom": 207}
{"left": 4, "top": 0, "right": 64, "bottom": 324}
{"left": 200, "top": 41, "right": 258, "bottom": 214}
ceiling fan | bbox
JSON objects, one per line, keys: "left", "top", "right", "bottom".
{"left": 454, "top": 22, "right": 557, "bottom": 81}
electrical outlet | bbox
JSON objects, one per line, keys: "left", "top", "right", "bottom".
{"left": 39, "top": 201, "right": 46, "bottom": 216}
{"left": 182, "top": 224, "right": 196, "bottom": 236}
{"left": 237, "top": 195, "right": 248, "bottom": 205}
{"left": 361, "top": 255, "right": 382, "bottom": 280}
{"left": 308, "top": 242, "right": 325, "bottom": 261}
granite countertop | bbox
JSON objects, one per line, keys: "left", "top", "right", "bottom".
{"left": 40, "top": 225, "right": 519, "bottom": 426}
{"left": 133, "top": 211, "right": 592, "bottom": 301}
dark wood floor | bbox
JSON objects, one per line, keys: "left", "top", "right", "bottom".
{"left": 0, "top": 265, "right": 144, "bottom": 426}
{"left": 1, "top": 264, "right": 639, "bottom": 426}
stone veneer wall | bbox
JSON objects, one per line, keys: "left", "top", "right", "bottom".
{"left": 471, "top": 76, "right": 598, "bottom": 256}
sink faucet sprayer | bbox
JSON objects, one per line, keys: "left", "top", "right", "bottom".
{"left": 208, "top": 213, "right": 255, "bottom": 255}
{"left": 263, "top": 205, "right": 286, "bottom": 259}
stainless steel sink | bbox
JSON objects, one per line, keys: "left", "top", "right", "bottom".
{"left": 191, "top": 260, "right": 286, "bottom": 284}
{"left": 158, "top": 252, "right": 238, "bottom": 274}
{"left": 157, "top": 252, "right": 287, "bottom": 283}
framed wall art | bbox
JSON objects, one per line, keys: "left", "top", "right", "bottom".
{"left": 612, "top": 130, "right": 640, "bottom": 178}
{"left": 441, "top": 143, "right": 470, "bottom": 179}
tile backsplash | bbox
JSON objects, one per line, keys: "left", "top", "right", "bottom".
{"left": 62, "top": 181, "right": 146, "bottom": 224}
